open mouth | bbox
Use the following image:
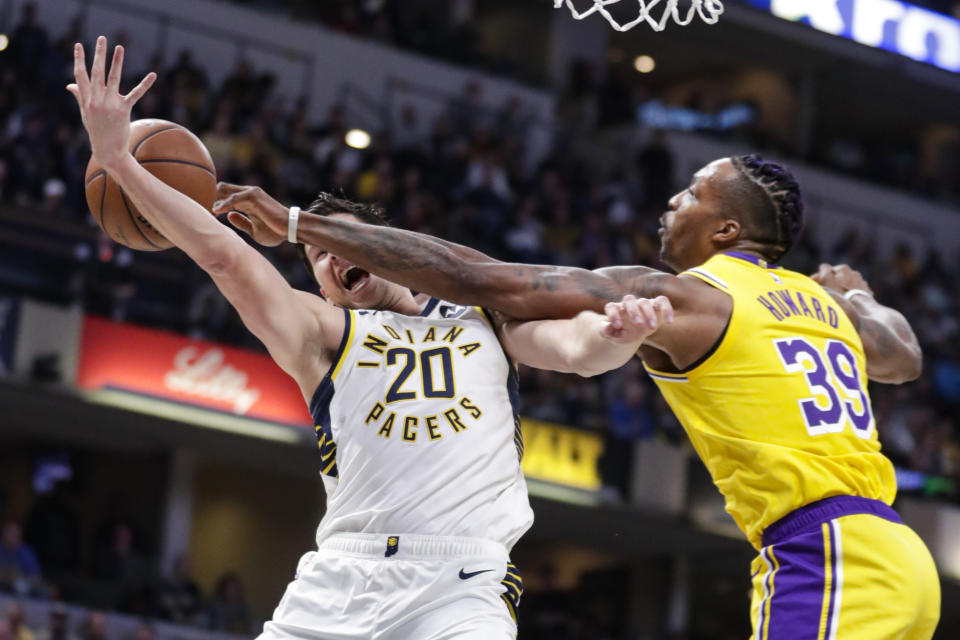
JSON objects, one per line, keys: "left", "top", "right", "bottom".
{"left": 338, "top": 265, "right": 370, "bottom": 293}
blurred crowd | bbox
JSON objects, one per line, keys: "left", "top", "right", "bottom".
{"left": 0, "top": 600, "right": 155, "bottom": 640}
{"left": 0, "top": 515, "right": 253, "bottom": 635}
{"left": 220, "top": 0, "right": 960, "bottom": 206}
{"left": 0, "top": 3, "right": 957, "bottom": 499}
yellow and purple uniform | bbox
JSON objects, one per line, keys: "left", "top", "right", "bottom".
{"left": 645, "top": 252, "right": 940, "bottom": 640}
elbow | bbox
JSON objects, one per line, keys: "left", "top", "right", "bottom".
{"left": 566, "top": 348, "right": 609, "bottom": 379}
{"left": 873, "top": 346, "right": 923, "bottom": 385}
{"left": 900, "top": 345, "right": 923, "bottom": 383}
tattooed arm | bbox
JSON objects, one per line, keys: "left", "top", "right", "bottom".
{"left": 213, "top": 183, "right": 680, "bottom": 319}
{"left": 814, "top": 264, "right": 922, "bottom": 384}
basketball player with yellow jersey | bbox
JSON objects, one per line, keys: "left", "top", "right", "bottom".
{"left": 219, "top": 154, "right": 940, "bottom": 639}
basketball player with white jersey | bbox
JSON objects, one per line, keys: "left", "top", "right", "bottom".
{"left": 67, "top": 37, "right": 673, "bottom": 639}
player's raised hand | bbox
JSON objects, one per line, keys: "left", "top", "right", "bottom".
{"left": 66, "top": 36, "right": 156, "bottom": 172}
{"left": 812, "top": 263, "right": 874, "bottom": 297}
{"left": 602, "top": 294, "right": 674, "bottom": 344}
{"left": 214, "top": 183, "right": 289, "bottom": 245}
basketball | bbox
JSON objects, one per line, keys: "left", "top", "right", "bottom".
{"left": 84, "top": 119, "right": 217, "bottom": 251}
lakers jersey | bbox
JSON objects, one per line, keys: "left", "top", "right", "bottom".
{"left": 310, "top": 299, "right": 533, "bottom": 550}
{"left": 645, "top": 252, "right": 897, "bottom": 548}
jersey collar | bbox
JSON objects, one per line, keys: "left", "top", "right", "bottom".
{"left": 724, "top": 251, "right": 778, "bottom": 269}
{"left": 418, "top": 297, "right": 440, "bottom": 317}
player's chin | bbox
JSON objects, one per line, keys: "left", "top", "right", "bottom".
{"left": 659, "top": 245, "right": 679, "bottom": 272}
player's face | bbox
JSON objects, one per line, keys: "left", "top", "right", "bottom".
{"left": 304, "top": 214, "right": 391, "bottom": 309}
{"left": 659, "top": 158, "right": 736, "bottom": 272}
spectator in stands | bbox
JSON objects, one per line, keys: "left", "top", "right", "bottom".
{"left": 207, "top": 572, "right": 252, "bottom": 635}
{"left": 90, "top": 523, "right": 152, "bottom": 613}
{"left": 78, "top": 612, "right": 105, "bottom": 640}
{"left": 0, "top": 522, "right": 42, "bottom": 597}
{"left": 600, "top": 378, "right": 655, "bottom": 498}
{"left": 23, "top": 486, "right": 80, "bottom": 578}
{"left": 156, "top": 553, "right": 203, "bottom": 625}
{"left": 129, "top": 622, "right": 153, "bottom": 640}
{"left": 34, "top": 604, "right": 75, "bottom": 640}
{"left": 635, "top": 130, "right": 674, "bottom": 212}
{"left": 5, "top": 603, "right": 35, "bottom": 640}
{"left": 10, "top": 3, "right": 48, "bottom": 89}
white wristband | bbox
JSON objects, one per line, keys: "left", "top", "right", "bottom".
{"left": 843, "top": 288, "right": 872, "bottom": 301}
{"left": 287, "top": 206, "right": 301, "bottom": 244}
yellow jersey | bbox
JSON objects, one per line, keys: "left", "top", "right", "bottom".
{"left": 645, "top": 252, "right": 897, "bottom": 549}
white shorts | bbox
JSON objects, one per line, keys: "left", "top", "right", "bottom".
{"left": 259, "top": 533, "right": 521, "bottom": 640}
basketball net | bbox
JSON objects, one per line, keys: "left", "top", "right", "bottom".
{"left": 553, "top": 0, "right": 724, "bottom": 32}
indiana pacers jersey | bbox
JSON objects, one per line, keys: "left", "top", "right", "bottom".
{"left": 309, "top": 298, "right": 533, "bottom": 551}
{"left": 645, "top": 252, "right": 897, "bottom": 549}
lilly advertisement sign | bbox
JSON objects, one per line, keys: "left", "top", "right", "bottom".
{"left": 76, "top": 316, "right": 312, "bottom": 427}
{"left": 746, "top": 0, "right": 960, "bottom": 73}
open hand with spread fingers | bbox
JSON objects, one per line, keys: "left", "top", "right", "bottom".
{"left": 602, "top": 294, "right": 674, "bottom": 344}
{"left": 65, "top": 36, "right": 156, "bottom": 172}
{"left": 213, "top": 182, "right": 289, "bottom": 246}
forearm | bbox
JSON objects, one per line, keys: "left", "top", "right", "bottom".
{"left": 294, "top": 212, "right": 629, "bottom": 319}
{"left": 853, "top": 295, "right": 922, "bottom": 380}
{"left": 565, "top": 312, "right": 644, "bottom": 377}
{"left": 839, "top": 292, "right": 922, "bottom": 383}
{"left": 111, "top": 154, "right": 239, "bottom": 269}
{"left": 503, "top": 312, "right": 643, "bottom": 377}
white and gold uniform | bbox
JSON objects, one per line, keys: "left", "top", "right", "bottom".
{"left": 260, "top": 299, "right": 530, "bottom": 640}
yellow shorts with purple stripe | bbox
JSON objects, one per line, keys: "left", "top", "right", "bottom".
{"left": 749, "top": 496, "right": 940, "bottom": 640}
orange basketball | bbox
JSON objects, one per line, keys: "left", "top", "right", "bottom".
{"left": 84, "top": 119, "right": 217, "bottom": 251}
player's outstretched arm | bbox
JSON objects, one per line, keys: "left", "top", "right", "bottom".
{"left": 215, "top": 183, "right": 679, "bottom": 319}
{"left": 813, "top": 264, "right": 922, "bottom": 384}
{"left": 67, "top": 37, "right": 342, "bottom": 387}
{"left": 498, "top": 295, "right": 674, "bottom": 377}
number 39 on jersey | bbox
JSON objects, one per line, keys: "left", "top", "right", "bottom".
{"left": 774, "top": 337, "right": 874, "bottom": 439}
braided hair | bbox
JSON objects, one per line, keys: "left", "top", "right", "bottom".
{"left": 729, "top": 154, "right": 804, "bottom": 263}
{"left": 295, "top": 192, "right": 390, "bottom": 278}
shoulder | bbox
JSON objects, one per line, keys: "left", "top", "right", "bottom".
{"left": 293, "top": 289, "right": 348, "bottom": 344}
{"left": 285, "top": 290, "right": 349, "bottom": 390}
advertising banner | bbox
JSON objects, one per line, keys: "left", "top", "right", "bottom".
{"left": 746, "top": 0, "right": 960, "bottom": 73}
{"left": 521, "top": 418, "right": 604, "bottom": 491}
{"left": 76, "top": 316, "right": 312, "bottom": 427}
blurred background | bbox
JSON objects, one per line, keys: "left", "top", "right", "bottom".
{"left": 0, "top": 0, "right": 959, "bottom": 638}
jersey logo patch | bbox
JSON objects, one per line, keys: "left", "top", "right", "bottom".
{"left": 385, "top": 536, "right": 400, "bottom": 557}
{"left": 438, "top": 304, "right": 469, "bottom": 318}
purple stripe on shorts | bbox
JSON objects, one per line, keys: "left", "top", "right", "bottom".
{"left": 762, "top": 496, "right": 900, "bottom": 548}
{"left": 763, "top": 527, "right": 826, "bottom": 640}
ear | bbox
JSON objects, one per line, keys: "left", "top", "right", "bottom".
{"left": 713, "top": 218, "right": 741, "bottom": 244}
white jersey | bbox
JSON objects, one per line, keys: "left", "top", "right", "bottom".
{"left": 309, "top": 299, "right": 533, "bottom": 551}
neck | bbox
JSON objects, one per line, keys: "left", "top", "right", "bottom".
{"left": 718, "top": 241, "right": 771, "bottom": 263}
